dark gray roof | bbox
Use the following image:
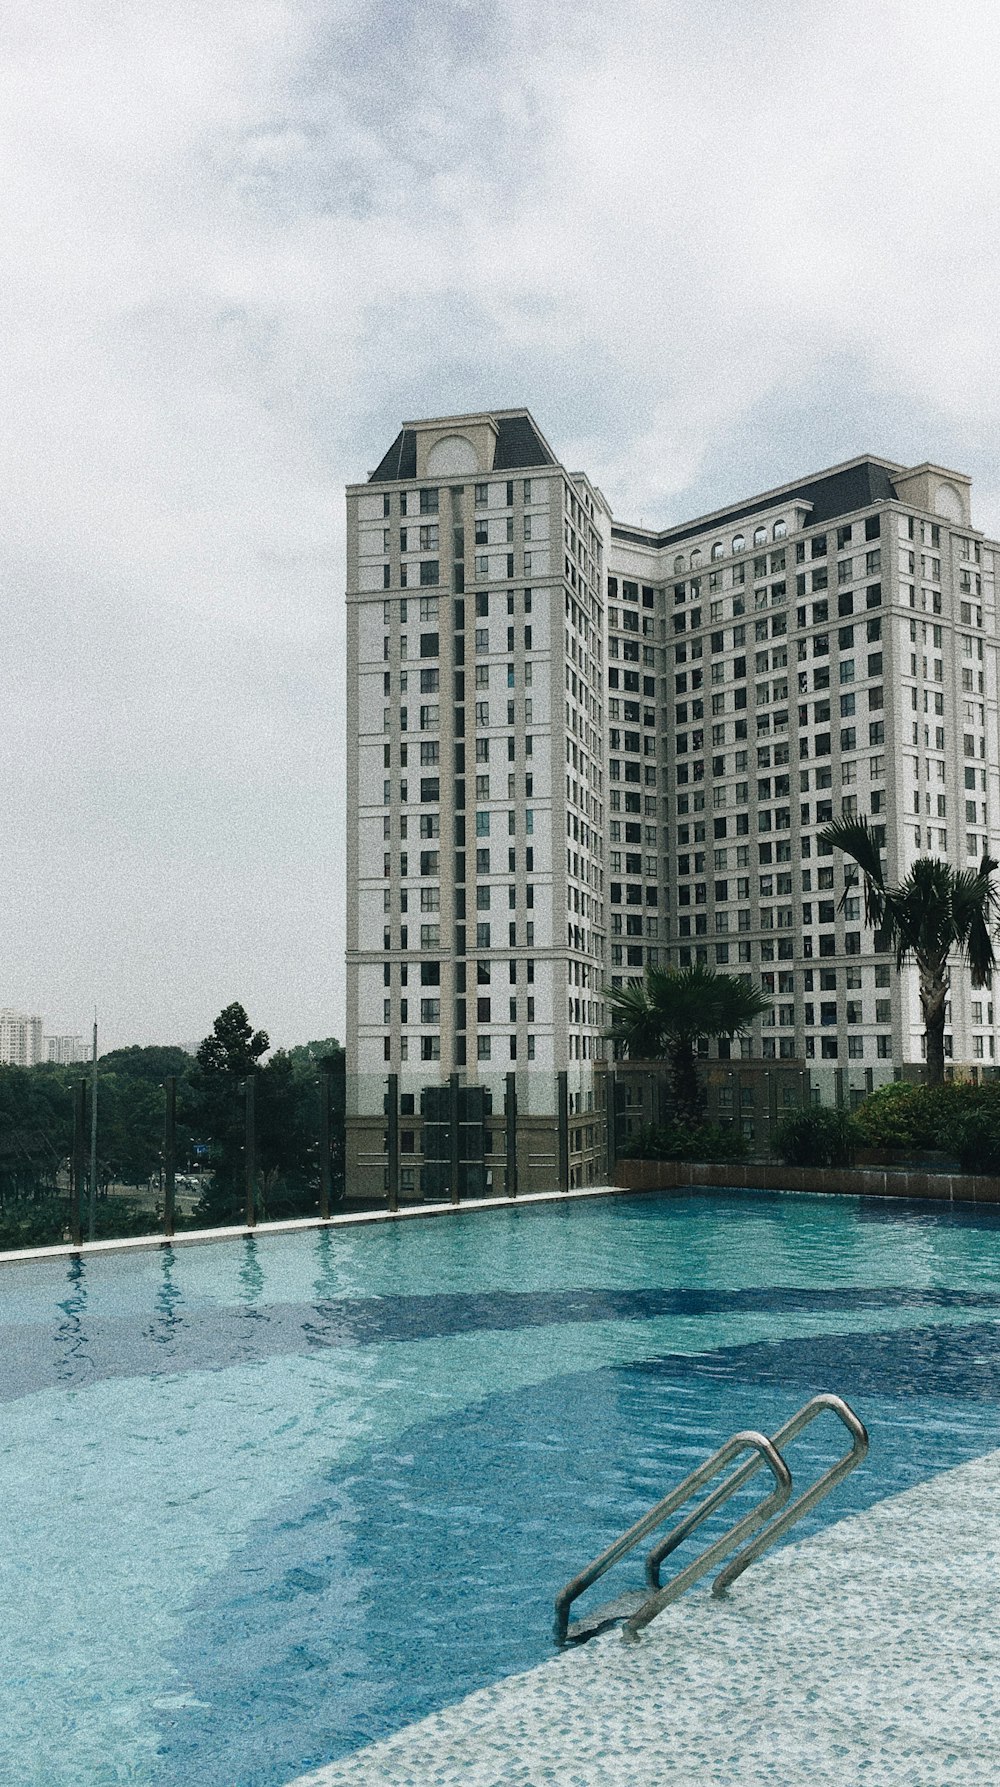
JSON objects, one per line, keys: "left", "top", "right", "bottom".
{"left": 369, "top": 429, "right": 417, "bottom": 483}
{"left": 491, "top": 413, "right": 555, "bottom": 470}
{"left": 368, "top": 412, "right": 555, "bottom": 483}
{"left": 612, "top": 459, "right": 902, "bottom": 550}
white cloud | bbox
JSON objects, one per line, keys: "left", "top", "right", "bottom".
{"left": 2, "top": 0, "right": 999, "bottom": 1044}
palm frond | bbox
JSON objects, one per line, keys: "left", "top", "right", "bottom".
{"left": 603, "top": 977, "right": 662, "bottom": 1059}
{"left": 895, "top": 857, "right": 955, "bottom": 964}
{"left": 818, "top": 815, "right": 887, "bottom": 927}
{"left": 952, "top": 855, "right": 1000, "bottom": 988}
{"left": 707, "top": 973, "right": 773, "bottom": 1037}
{"left": 605, "top": 964, "right": 771, "bottom": 1054}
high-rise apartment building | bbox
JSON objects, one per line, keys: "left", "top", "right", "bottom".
{"left": 0, "top": 1009, "right": 44, "bottom": 1067}
{"left": 346, "top": 411, "right": 1000, "bottom": 1195}
{"left": 346, "top": 412, "right": 611, "bottom": 1197}
{"left": 45, "top": 1034, "right": 86, "bottom": 1065}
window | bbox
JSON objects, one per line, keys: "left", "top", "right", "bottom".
{"left": 419, "top": 487, "right": 439, "bottom": 514}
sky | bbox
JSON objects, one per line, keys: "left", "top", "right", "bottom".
{"left": 3, "top": 0, "right": 1000, "bottom": 1052}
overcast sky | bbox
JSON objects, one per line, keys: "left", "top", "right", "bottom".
{"left": 4, "top": 0, "right": 1000, "bottom": 1053}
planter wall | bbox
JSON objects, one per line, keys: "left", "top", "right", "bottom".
{"left": 613, "top": 1157, "right": 1000, "bottom": 1205}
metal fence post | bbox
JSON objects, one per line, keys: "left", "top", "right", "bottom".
{"left": 70, "top": 1079, "right": 86, "bottom": 1247}
{"left": 505, "top": 1071, "right": 518, "bottom": 1199}
{"left": 386, "top": 1072, "right": 399, "bottom": 1213}
{"left": 557, "top": 1069, "right": 570, "bottom": 1193}
{"left": 163, "top": 1076, "right": 176, "bottom": 1239}
{"left": 319, "top": 1065, "right": 332, "bottom": 1220}
{"left": 606, "top": 1070, "right": 618, "bottom": 1181}
{"left": 449, "top": 1072, "right": 461, "bottom": 1205}
{"left": 244, "top": 1076, "right": 256, "bottom": 1228}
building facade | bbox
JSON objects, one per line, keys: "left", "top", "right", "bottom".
{"left": 45, "top": 1034, "right": 86, "bottom": 1065}
{"left": 345, "top": 412, "right": 611, "bottom": 1197}
{"left": 0, "top": 1009, "right": 44, "bottom": 1067}
{"left": 610, "top": 457, "right": 1000, "bottom": 1087}
{"left": 345, "top": 412, "right": 1000, "bottom": 1195}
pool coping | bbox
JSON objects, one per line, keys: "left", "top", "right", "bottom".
{"left": 1, "top": 1169, "right": 993, "bottom": 1267}
{"left": 0, "top": 1172, "right": 985, "bottom": 1272}
{"left": 0, "top": 1183, "right": 625, "bottom": 1267}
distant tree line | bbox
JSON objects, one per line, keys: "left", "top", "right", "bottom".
{"left": 0, "top": 1003, "right": 345, "bottom": 1247}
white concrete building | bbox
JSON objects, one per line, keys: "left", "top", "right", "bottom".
{"left": 0, "top": 1009, "right": 44, "bottom": 1067}
{"left": 611, "top": 456, "right": 1000, "bottom": 1092}
{"left": 346, "top": 411, "right": 611, "bottom": 1194}
{"left": 345, "top": 412, "right": 1000, "bottom": 1190}
{"left": 45, "top": 1034, "right": 87, "bottom": 1065}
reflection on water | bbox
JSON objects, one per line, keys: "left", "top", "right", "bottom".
{"left": 311, "top": 1227, "right": 341, "bottom": 1305}
{"left": 236, "top": 1238, "right": 266, "bottom": 1323}
{"left": 54, "top": 1257, "right": 91, "bottom": 1384}
{"left": 144, "top": 1248, "right": 186, "bottom": 1352}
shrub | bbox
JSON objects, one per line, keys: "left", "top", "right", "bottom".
{"left": 937, "top": 1089, "right": 1000, "bottom": 1174}
{"left": 851, "top": 1081, "right": 928, "bottom": 1150}
{"left": 853, "top": 1080, "right": 1000, "bottom": 1165}
{"left": 620, "top": 1121, "right": 748, "bottom": 1163}
{"left": 773, "top": 1107, "right": 859, "bottom": 1168}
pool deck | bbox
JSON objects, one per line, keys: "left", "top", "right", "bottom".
{"left": 291, "top": 1448, "right": 1000, "bottom": 1786}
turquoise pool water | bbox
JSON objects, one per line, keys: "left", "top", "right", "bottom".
{"left": 5, "top": 1190, "right": 1000, "bottom": 1786}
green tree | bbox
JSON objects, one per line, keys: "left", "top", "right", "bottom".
{"left": 195, "top": 1004, "right": 269, "bottom": 1076}
{"left": 605, "top": 964, "right": 772, "bottom": 1121}
{"left": 287, "top": 1038, "right": 343, "bottom": 1073}
{"left": 97, "top": 1045, "right": 194, "bottom": 1083}
{"left": 88, "top": 1047, "right": 197, "bottom": 1190}
{"left": 0, "top": 1063, "right": 72, "bottom": 1205}
{"left": 189, "top": 1004, "right": 270, "bottom": 1223}
{"left": 818, "top": 816, "right": 1000, "bottom": 1085}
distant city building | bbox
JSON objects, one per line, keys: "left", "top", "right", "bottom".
{"left": 0, "top": 1009, "right": 44, "bottom": 1067}
{"left": 345, "top": 409, "right": 1000, "bottom": 1193}
{"left": 45, "top": 1034, "right": 87, "bottom": 1065}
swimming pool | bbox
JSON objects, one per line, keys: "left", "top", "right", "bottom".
{"left": 5, "top": 1188, "right": 1000, "bottom": 1786}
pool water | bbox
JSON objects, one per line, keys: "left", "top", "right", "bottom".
{"left": 5, "top": 1190, "right": 1000, "bottom": 1786}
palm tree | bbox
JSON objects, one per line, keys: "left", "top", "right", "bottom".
{"left": 605, "top": 963, "right": 772, "bottom": 1121}
{"left": 818, "top": 816, "right": 1000, "bottom": 1085}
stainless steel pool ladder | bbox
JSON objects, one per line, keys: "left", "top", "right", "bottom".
{"left": 553, "top": 1393, "right": 868, "bottom": 1648}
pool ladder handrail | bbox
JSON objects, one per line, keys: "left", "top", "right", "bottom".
{"left": 554, "top": 1393, "right": 868, "bottom": 1648}
{"left": 553, "top": 1428, "right": 792, "bottom": 1646}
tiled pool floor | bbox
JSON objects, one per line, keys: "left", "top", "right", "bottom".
{"left": 291, "top": 1447, "right": 1000, "bottom": 1786}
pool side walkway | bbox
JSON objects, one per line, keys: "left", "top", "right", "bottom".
{"left": 290, "top": 1448, "right": 1000, "bottom": 1786}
